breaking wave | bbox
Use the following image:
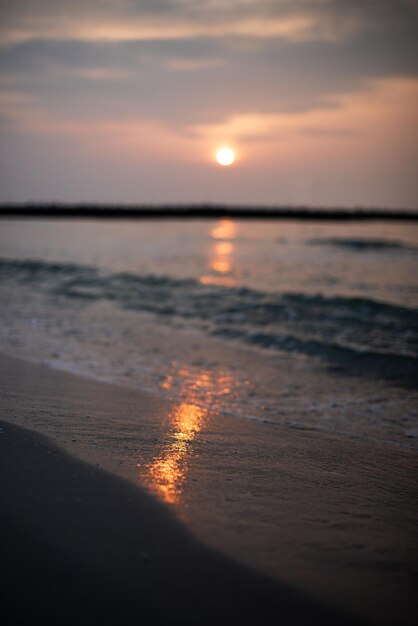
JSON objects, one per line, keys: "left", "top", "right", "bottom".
{"left": 308, "top": 238, "right": 417, "bottom": 252}
{"left": 1, "top": 258, "right": 417, "bottom": 386}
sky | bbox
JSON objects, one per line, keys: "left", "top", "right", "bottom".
{"left": 0, "top": 0, "right": 417, "bottom": 208}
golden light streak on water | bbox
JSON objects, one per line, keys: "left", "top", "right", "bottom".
{"left": 143, "top": 219, "right": 239, "bottom": 504}
{"left": 199, "top": 219, "right": 236, "bottom": 287}
{"left": 147, "top": 400, "right": 206, "bottom": 504}
{"left": 210, "top": 219, "right": 237, "bottom": 241}
{"left": 144, "top": 368, "right": 237, "bottom": 505}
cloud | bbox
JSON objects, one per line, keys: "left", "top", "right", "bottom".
{"left": 1, "top": 17, "right": 416, "bottom": 136}
{"left": 186, "top": 77, "right": 418, "bottom": 147}
{"left": 1, "top": 1, "right": 417, "bottom": 46}
{"left": 1, "top": 1, "right": 417, "bottom": 205}
{"left": 1, "top": 1, "right": 417, "bottom": 126}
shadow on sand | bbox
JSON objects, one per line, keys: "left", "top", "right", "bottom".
{"left": 0, "top": 420, "right": 362, "bottom": 626}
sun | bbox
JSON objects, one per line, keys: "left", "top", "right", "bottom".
{"left": 216, "top": 147, "right": 235, "bottom": 166}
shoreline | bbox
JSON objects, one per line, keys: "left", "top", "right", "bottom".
{"left": 1, "top": 353, "right": 418, "bottom": 624}
{"left": 2, "top": 419, "right": 351, "bottom": 626}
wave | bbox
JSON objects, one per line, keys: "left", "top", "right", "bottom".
{"left": 308, "top": 238, "right": 416, "bottom": 252}
{"left": 1, "top": 258, "right": 417, "bottom": 386}
{"left": 211, "top": 328, "right": 418, "bottom": 387}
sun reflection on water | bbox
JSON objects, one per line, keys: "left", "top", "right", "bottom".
{"left": 143, "top": 368, "right": 236, "bottom": 505}
{"left": 142, "top": 219, "right": 239, "bottom": 505}
{"left": 211, "top": 219, "right": 236, "bottom": 241}
{"left": 200, "top": 218, "right": 236, "bottom": 287}
{"left": 147, "top": 400, "right": 205, "bottom": 504}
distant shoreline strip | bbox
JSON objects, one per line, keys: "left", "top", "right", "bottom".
{"left": 0, "top": 205, "right": 417, "bottom": 220}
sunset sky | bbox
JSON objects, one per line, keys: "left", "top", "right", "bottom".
{"left": 1, "top": 0, "right": 417, "bottom": 207}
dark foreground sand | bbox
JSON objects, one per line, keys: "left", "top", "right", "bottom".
{"left": 0, "top": 419, "right": 362, "bottom": 626}
{"left": 1, "top": 354, "right": 417, "bottom": 625}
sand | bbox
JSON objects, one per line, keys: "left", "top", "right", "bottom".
{"left": 3, "top": 419, "right": 360, "bottom": 626}
{"left": 1, "top": 353, "right": 418, "bottom": 624}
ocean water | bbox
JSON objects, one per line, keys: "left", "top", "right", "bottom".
{"left": 0, "top": 217, "right": 417, "bottom": 450}
{"left": 2, "top": 216, "right": 418, "bottom": 625}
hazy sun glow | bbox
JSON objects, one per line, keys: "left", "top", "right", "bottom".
{"left": 216, "top": 147, "right": 235, "bottom": 166}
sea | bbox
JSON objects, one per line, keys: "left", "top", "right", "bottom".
{"left": 0, "top": 217, "right": 417, "bottom": 451}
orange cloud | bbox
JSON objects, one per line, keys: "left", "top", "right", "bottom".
{"left": 0, "top": 11, "right": 360, "bottom": 46}
{"left": 2, "top": 77, "right": 417, "bottom": 179}
{"left": 189, "top": 78, "right": 418, "bottom": 167}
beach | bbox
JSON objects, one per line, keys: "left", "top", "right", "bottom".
{"left": 2, "top": 0, "right": 418, "bottom": 622}
{"left": 0, "top": 217, "right": 417, "bottom": 624}
{"left": 3, "top": 422, "right": 341, "bottom": 626}
{"left": 1, "top": 357, "right": 364, "bottom": 626}
{"left": 1, "top": 352, "right": 417, "bottom": 625}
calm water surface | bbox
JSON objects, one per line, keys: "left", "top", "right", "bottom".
{"left": 0, "top": 218, "right": 417, "bottom": 305}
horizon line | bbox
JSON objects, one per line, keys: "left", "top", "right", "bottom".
{"left": 0, "top": 203, "right": 417, "bottom": 221}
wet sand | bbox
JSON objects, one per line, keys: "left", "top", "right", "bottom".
{"left": 1, "top": 353, "right": 418, "bottom": 624}
{"left": 2, "top": 420, "right": 359, "bottom": 626}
